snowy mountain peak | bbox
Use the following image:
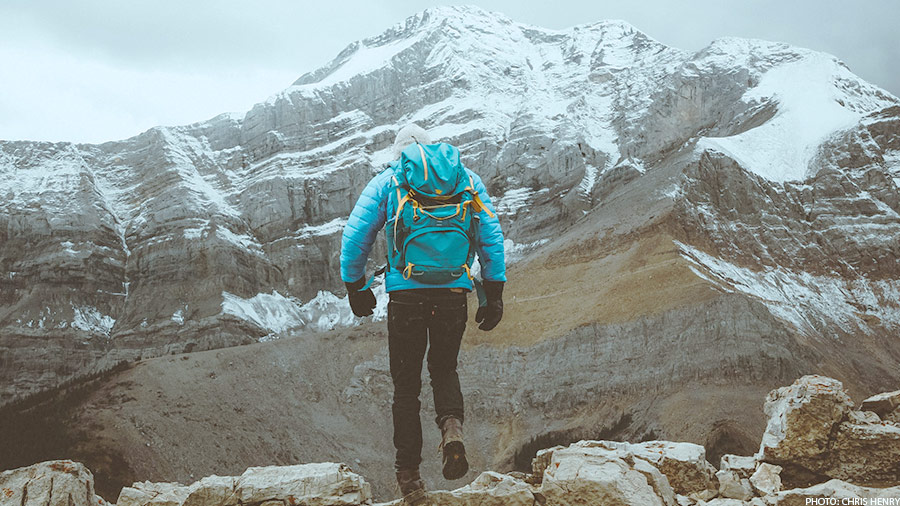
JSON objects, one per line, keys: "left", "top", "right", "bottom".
{"left": 291, "top": 6, "right": 660, "bottom": 90}
{"left": 419, "top": 4, "right": 514, "bottom": 25}
{"left": 291, "top": 5, "right": 512, "bottom": 87}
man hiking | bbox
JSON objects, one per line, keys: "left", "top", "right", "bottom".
{"left": 340, "top": 124, "right": 506, "bottom": 504}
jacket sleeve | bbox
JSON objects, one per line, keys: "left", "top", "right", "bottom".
{"left": 470, "top": 172, "right": 507, "bottom": 282}
{"left": 340, "top": 170, "right": 390, "bottom": 283}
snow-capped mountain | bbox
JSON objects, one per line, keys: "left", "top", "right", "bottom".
{"left": 1, "top": 5, "right": 898, "bottom": 406}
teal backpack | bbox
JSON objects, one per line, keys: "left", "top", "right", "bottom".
{"left": 386, "top": 142, "right": 494, "bottom": 284}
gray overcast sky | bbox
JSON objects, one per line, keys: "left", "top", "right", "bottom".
{"left": 1, "top": 0, "right": 897, "bottom": 144}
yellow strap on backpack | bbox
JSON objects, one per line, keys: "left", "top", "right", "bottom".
{"left": 471, "top": 192, "right": 494, "bottom": 218}
{"left": 402, "top": 263, "right": 415, "bottom": 280}
{"left": 392, "top": 175, "right": 411, "bottom": 253}
{"left": 464, "top": 175, "right": 495, "bottom": 218}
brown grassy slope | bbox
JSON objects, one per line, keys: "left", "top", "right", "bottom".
{"left": 465, "top": 228, "right": 720, "bottom": 348}
{"left": 465, "top": 155, "right": 710, "bottom": 347}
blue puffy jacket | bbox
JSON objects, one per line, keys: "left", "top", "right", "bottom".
{"left": 340, "top": 163, "right": 506, "bottom": 292}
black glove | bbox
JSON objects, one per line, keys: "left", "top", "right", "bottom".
{"left": 475, "top": 280, "right": 503, "bottom": 331}
{"left": 346, "top": 277, "right": 376, "bottom": 317}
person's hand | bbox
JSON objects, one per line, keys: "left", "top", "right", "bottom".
{"left": 475, "top": 281, "right": 503, "bottom": 331}
{"left": 346, "top": 277, "right": 376, "bottom": 317}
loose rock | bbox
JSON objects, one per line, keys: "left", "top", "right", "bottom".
{"left": 541, "top": 443, "right": 670, "bottom": 506}
{"left": 860, "top": 390, "right": 900, "bottom": 416}
{"left": 535, "top": 440, "right": 716, "bottom": 496}
{"left": 765, "top": 479, "right": 900, "bottom": 505}
{"left": 758, "top": 375, "right": 853, "bottom": 468}
{"left": 426, "top": 472, "right": 536, "bottom": 506}
{"left": 117, "top": 463, "right": 370, "bottom": 506}
{"left": 0, "top": 461, "right": 108, "bottom": 506}
{"left": 719, "top": 455, "right": 757, "bottom": 479}
{"left": 716, "top": 469, "right": 754, "bottom": 501}
{"left": 749, "top": 463, "right": 782, "bottom": 496}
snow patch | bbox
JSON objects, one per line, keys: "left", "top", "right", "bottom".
{"left": 18, "top": 307, "right": 57, "bottom": 330}
{"left": 495, "top": 187, "right": 549, "bottom": 215}
{"left": 183, "top": 222, "right": 264, "bottom": 253}
{"left": 504, "top": 238, "right": 549, "bottom": 264}
{"left": 661, "top": 184, "right": 683, "bottom": 200}
{"left": 578, "top": 165, "right": 598, "bottom": 198}
{"left": 157, "top": 128, "right": 241, "bottom": 218}
{"left": 297, "top": 217, "right": 347, "bottom": 239}
{"left": 304, "top": 34, "right": 425, "bottom": 88}
{"left": 676, "top": 241, "right": 900, "bottom": 336}
{"left": 221, "top": 282, "right": 390, "bottom": 339}
{"left": 699, "top": 54, "right": 876, "bottom": 182}
{"left": 60, "top": 241, "right": 77, "bottom": 255}
{"left": 217, "top": 228, "right": 263, "bottom": 252}
{"left": 222, "top": 291, "right": 306, "bottom": 337}
{"left": 297, "top": 283, "right": 389, "bottom": 333}
{"left": 183, "top": 227, "right": 203, "bottom": 240}
{"left": 71, "top": 305, "right": 115, "bottom": 336}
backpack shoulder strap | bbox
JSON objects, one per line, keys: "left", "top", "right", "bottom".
{"left": 391, "top": 175, "right": 412, "bottom": 253}
{"left": 464, "top": 174, "right": 495, "bottom": 218}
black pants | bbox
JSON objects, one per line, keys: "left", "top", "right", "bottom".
{"left": 388, "top": 289, "right": 467, "bottom": 471}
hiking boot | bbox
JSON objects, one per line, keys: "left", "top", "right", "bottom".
{"left": 439, "top": 416, "right": 468, "bottom": 480}
{"left": 396, "top": 468, "right": 427, "bottom": 505}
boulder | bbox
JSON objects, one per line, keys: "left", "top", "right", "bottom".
{"left": 749, "top": 463, "right": 782, "bottom": 496}
{"left": 236, "top": 463, "right": 370, "bottom": 506}
{"left": 182, "top": 476, "right": 238, "bottom": 506}
{"left": 765, "top": 479, "right": 900, "bottom": 505}
{"left": 117, "top": 462, "right": 370, "bottom": 506}
{"left": 758, "top": 377, "right": 900, "bottom": 486}
{"left": 758, "top": 375, "right": 853, "bottom": 468}
{"left": 716, "top": 469, "right": 753, "bottom": 501}
{"left": 0, "top": 461, "right": 109, "bottom": 506}
{"left": 539, "top": 442, "right": 676, "bottom": 506}
{"left": 118, "top": 481, "right": 192, "bottom": 506}
{"left": 719, "top": 455, "right": 757, "bottom": 479}
{"left": 628, "top": 441, "right": 719, "bottom": 496}
{"left": 860, "top": 389, "right": 900, "bottom": 416}
{"left": 633, "top": 457, "right": 679, "bottom": 506}
{"left": 688, "top": 488, "right": 719, "bottom": 502}
{"left": 699, "top": 499, "right": 760, "bottom": 506}
{"left": 830, "top": 409, "right": 900, "bottom": 484}
{"left": 425, "top": 472, "right": 536, "bottom": 505}
{"left": 535, "top": 440, "right": 715, "bottom": 496}
{"left": 532, "top": 444, "right": 562, "bottom": 481}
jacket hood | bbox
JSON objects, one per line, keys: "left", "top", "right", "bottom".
{"left": 392, "top": 124, "right": 432, "bottom": 159}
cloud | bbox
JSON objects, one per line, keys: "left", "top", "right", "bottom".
{"left": 0, "top": 0, "right": 404, "bottom": 71}
{"left": 0, "top": 0, "right": 897, "bottom": 143}
{"left": 0, "top": 38, "right": 297, "bottom": 143}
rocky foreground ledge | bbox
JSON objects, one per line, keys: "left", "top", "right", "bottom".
{"left": 2, "top": 375, "right": 898, "bottom": 506}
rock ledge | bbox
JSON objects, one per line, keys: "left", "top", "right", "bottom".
{"left": 2, "top": 376, "right": 898, "bottom": 506}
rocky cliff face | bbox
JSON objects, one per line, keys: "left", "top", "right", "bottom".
{"left": 1, "top": 5, "right": 899, "bottom": 485}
